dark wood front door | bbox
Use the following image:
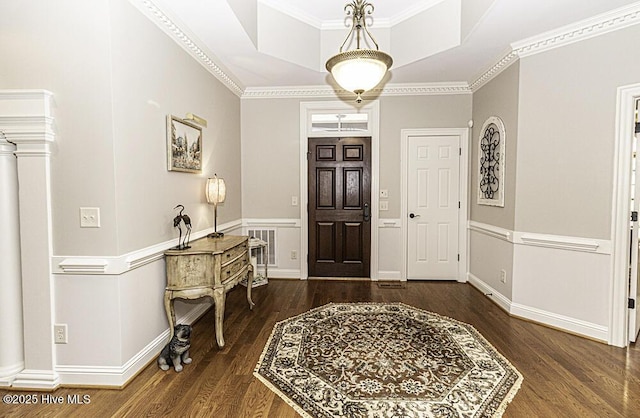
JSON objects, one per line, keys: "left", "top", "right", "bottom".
{"left": 308, "top": 137, "right": 371, "bottom": 277}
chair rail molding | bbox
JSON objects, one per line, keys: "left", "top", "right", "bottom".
{"left": 468, "top": 220, "right": 611, "bottom": 255}
{"left": 52, "top": 220, "right": 243, "bottom": 276}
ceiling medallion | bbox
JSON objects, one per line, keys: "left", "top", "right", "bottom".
{"left": 325, "top": 0, "right": 393, "bottom": 103}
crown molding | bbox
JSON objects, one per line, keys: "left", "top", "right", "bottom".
{"left": 242, "top": 82, "right": 471, "bottom": 100}
{"left": 511, "top": 2, "right": 640, "bottom": 59}
{"left": 134, "top": 0, "right": 640, "bottom": 99}
{"left": 129, "top": 0, "right": 244, "bottom": 98}
{"left": 471, "top": 2, "right": 640, "bottom": 92}
{"left": 469, "top": 49, "right": 519, "bottom": 92}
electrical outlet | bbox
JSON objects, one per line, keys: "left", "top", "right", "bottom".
{"left": 54, "top": 324, "right": 68, "bottom": 344}
{"left": 291, "top": 196, "right": 298, "bottom": 206}
{"left": 500, "top": 269, "right": 507, "bottom": 284}
{"left": 80, "top": 207, "right": 101, "bottom": 228}
{"left": 291, "top": 250, "right": 298, "bottom": 260}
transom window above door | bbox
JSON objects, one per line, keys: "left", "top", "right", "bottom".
{"left": 310, "top": 113, "right": 369, "bottom": 134}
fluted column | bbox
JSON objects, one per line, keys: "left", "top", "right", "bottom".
{"left": 0, "top": 137, "right": 24, "bottom": 387}
{"left": 0, "top": 90, "right": 59, "bottom": 389}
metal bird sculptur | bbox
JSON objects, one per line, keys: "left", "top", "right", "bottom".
{"left": 173, "top": 204, "right": 192, "bottom": 249}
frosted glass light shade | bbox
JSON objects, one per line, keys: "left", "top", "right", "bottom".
{"left": 326, "top": 49, "right": 392, "bottom": 94}
{"left": 206, "top": 177, "right": 226, "bottom": 204}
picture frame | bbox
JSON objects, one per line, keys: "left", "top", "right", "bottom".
{"left": 167, "top": 115, "right": 202, "bottom": 173}
{"left": 477, "top": 116, "right": 505, "bottom": 207}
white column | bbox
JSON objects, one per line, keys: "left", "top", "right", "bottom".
{"left": 0, "top": 137, "right": 24, "bottom": 387}
{"left": 0, "top": 90, "right": 59, "bottom": 389}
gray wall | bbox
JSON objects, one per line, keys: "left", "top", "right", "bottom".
{"left": 516, "top": 24, "right": 640, "bottom": 239}
{"left": 468, "top": 62, "right": 519, "bottom": 298}
{"left": 0, "top": 0, "right": 119, "bottom": 255}
{"left": 109, "top": 0, "right": 242, "bottom": 254}
{"left": 0, "top": 0, "right": 242, "bottom": 256}
{"left": 471, "top": 61, "right": 520, "bottom": 230}
{"left": 241, "top": 95, "right": 473, "bottom": 220}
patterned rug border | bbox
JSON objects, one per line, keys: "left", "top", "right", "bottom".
{"left": 254, "top": 302, "right": 523, "bottom": 417}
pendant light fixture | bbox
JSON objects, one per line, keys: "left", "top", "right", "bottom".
{"left": 325, "top": 0, "right": 393, "bottom": 103}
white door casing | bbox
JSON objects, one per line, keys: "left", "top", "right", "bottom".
{"left": 629, "top": 130, "right": 640, "bottom": 342}
{"left": 407, "top": 136, "right": 460, "bottom": 279}
{"left": 299, "top": 101, "right": 380, "bottom": 280}
{"left": 611, "top": 83, "right": 640, "bottom": 347}
{"left": 401, "top": 128, "right": 469, "bottom": 282}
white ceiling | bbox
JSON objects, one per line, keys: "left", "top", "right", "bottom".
{"left": 150, "top": 0, "right": 640, "bottom": 90}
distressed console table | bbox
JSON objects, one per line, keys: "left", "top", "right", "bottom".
{"left": 164, "top": 235, "right": 255, "bottom": 348}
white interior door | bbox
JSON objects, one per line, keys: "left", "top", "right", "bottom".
{"left": 629, "top": 132, "right": 640, "bottom": 342}
{"left": 407, "top": 135, "right": 459, "bottom": 280}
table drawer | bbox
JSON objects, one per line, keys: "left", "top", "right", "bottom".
{"left": 221, "top": 254, "right": 247, "bottom": 283}
{"left": 222, "top": 241, "right": 248, "bottom": 266}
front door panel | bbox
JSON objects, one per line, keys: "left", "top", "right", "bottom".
{"left": 309, "top": 137, "right": 371, "bottom": 277}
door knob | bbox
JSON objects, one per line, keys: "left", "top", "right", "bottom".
{"left": 409, "top": 213, "right": 420, "bottom": 219}
{"left": 364, "top": 203, "right": 371, "bottom": 222}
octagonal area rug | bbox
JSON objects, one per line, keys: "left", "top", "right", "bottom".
{"left": 254, "top": 303, "right": 522, "bottom": 417}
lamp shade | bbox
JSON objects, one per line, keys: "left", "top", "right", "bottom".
{"left": 326, "top": 49, "right": 392, "bottom": 94}
{"left": 206, "top": 176, "right": 226, "bottom": 204}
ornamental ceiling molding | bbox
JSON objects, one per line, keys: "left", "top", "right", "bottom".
{"left": 134, "top": 0, "right": 640, "bottom": 99}
{"left": 471, "top": 2, "right": 640, "bottom": 92}
{"left": 242, "top": 82, "right": 472, "bottom": 100}
{"left": 130, "top": 0, "right": 244, "bottom": 98}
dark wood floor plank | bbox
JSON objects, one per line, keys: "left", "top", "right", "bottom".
{"left": 2, "top": 279, "right": 640, "bottom": 417}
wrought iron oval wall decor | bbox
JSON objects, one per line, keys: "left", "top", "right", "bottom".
{"left": 477, "top": 116, "right": 505, "bottom": 207}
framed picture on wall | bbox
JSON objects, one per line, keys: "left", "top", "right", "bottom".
{"left": 477, "top": 116, "right": 505, "bottom": 207}
{"left": 167, "top": 115, "right": 202, "bottom": 173}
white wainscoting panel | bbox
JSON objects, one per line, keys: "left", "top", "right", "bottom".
{"left": 242, "top": 219, "right": 301, "bottom": 279}
{"left": 378, "top": 219, "right": 402, "bottom": 280}
{"left": 469, "top": 221, "right": 611, "bottom": 342}
{"left": 56, "top": 301, "right": 210, "bottom": 387}
{"left": 511, "top": 243, "right": 610, "bottom": 342}
{"left": 468, "top": 227, "right": 514, "bottom": 301}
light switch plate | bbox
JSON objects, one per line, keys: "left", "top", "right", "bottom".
{"left": 380, "top": 201, "right": 389, "bottom": 211}
{"left": 80, "top": 207, "right": 101, "bottom": 228}
{"left": 380, "top": 189, "right": 389, "bottom": 198}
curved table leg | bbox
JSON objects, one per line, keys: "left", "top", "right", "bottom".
{"left": 164, "top": 290, "right": 176, "bottom": 340}
{"left": 213, "top": 288, "right": 226, "bottom": 348}
{"left": 247, "top": 265, "right": 255, "bottom": 310}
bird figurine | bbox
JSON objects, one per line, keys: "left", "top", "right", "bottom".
{"left": 173, "top": 205, "right": 192, "bottom": 249}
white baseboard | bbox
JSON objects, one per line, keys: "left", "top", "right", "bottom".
{"left": 467, "top": 272, "right": 608, "bottom": 342}
{"left": 56, "top": 303, "right": 211, "bottom": 388}
{"left": 267, "top": 268, "right": 301, "bottom": 279}
{"left": 510, "top": 303, "right": 608, "bottom": 343}
{"left": 11, "top": 369, "right": 60, "bottom": 390}
{"left": 467, "top": 273, "right": 512, "bottom": 313}
{"left": 377, "top": 271, "right": 402, "bottom": 281}
{"left": 0, "top": 361, "right": 25, "bottom": 387}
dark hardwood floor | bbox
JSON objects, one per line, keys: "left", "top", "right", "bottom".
{"left": 2, "top": 279, "right": 640, "bottom": 417}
